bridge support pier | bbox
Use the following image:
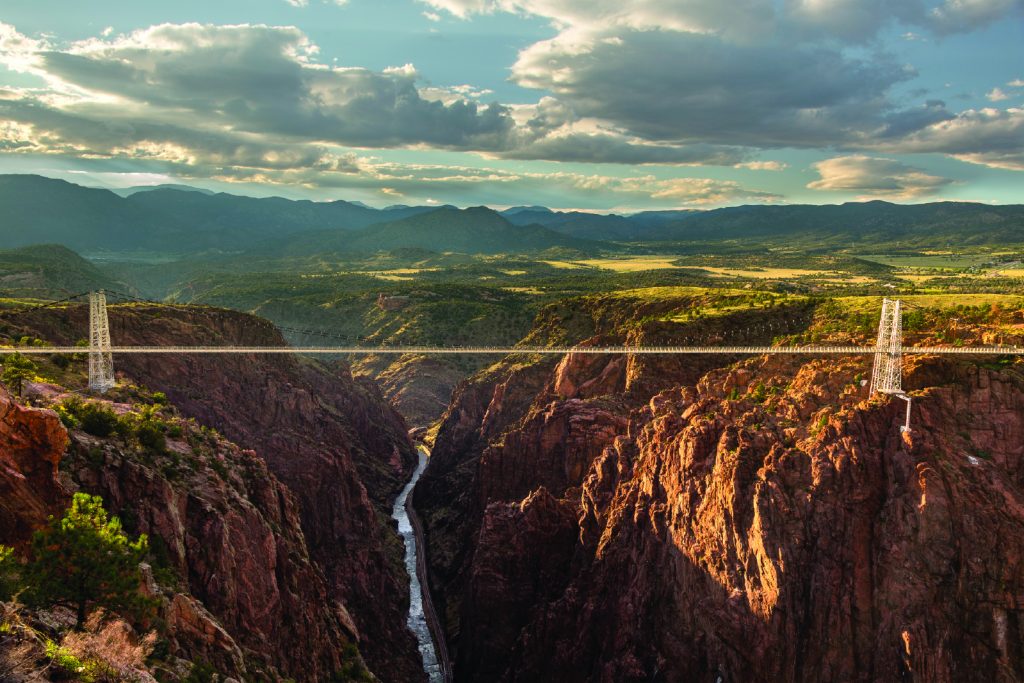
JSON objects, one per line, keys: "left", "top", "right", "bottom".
{"left": 870, "top": 297, "right": 911, "bottom": 433}
{"left": 896, "top": 394, "right": 912, "bottom": 433}
{"left": 88, "top": 290, "right": 115, "bottom": 393}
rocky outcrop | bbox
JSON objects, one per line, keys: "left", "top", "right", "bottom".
{"left": 418, "top": 301, "right": 1024, "bottom": 682}
{"left": 0, "top": 386, "right": 68, "bottom": 546}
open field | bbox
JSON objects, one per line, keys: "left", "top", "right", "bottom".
{"left": 574, "top": 256, "right": 686, "bottom": 272}
{"left": 681, "top": 266, "right": 832, "bottom": 279}
{"left": 859, "top": 254, "right": 995, "bottom": 269}
{"left": 833, "top": 293, "right": 1024, "bottom": 313}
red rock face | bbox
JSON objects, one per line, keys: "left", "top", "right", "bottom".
{"left": 0, "top": 386, "right": 69, "bottom": 546}
{"left": 0, "top": 378, "right": 352, "bottom": 679}
{"left": 14, "top": 304, "right": 424, "bottom": 682}
{"left": 419, "top": 340, "right": 1024, "bottom": 682}
{"left": 68, "top": 427, "right": 350, "bottom": 680}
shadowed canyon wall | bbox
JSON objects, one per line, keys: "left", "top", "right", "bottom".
{"left": 416, "top": 302, "right": 1024, "bottom": 682}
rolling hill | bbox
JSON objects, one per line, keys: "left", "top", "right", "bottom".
{"left": 0, "top": 244, "right": 123, "bottom": 297}
{"left": 0, "top": 175, "right": 431, "bottom": 253}
{"left": 263, "top": 206, "right": 605, "bottom": 256}
{"left": 629, "top": 201, "right": 1024, "bottom": 245}
{"left": 2, "top": 174, "right": 1023, "bottom": 254}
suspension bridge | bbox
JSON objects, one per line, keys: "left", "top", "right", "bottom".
{"left": 2, "top": 292, "right": 1022, "bottom": 431}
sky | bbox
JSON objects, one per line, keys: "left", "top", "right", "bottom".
{"left": 0, "top": 0, "right": 1021, "bottom": 211}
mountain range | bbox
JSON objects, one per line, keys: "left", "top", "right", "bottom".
{"left": 1, "top": 174, "right": 1023, "bottom": 255}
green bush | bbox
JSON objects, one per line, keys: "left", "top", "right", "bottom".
{"left": 45, "top": 640, "right": 88, "bottom": 677}
{"left": 54, "top": 401, "right": 81, "bottom": 429}
{"left": 136, "top": 422, "right": 167, "bottom": 453}
{"left": 0, "top": 545, "right": 20, "bottom": 601}
{"left": 28, "top": 493, "right": 150, "bottom": 628}
{"left": 331, "top": 643, "right": 374, "bottom": 682}
{"left": 77, "top": 402, "right": 120, "bottom": 437}
{"left": 183, "top": 660, "right": 218, "bottom": 683}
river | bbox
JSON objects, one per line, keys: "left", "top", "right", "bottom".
{"left": 392, "top": 445, "right": 448, "bottom": 682}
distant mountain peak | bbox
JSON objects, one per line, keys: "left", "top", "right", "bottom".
{"left": 113, "top": 183, "right": 216, "bottom": 198}
{"left": 502, "top": 205, "right": 554, "bottom": 216}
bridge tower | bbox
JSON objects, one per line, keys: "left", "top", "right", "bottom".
{"left": 88, "top": 290, "right": 115, "bottom": 393}
{"left": 869, "top": 298, "right": 911, "bottom": 432}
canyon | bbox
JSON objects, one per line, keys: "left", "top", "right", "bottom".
{"left": 5, "top": 292, "right": 1024, "bottom": 682}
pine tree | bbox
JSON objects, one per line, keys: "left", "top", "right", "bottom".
{"left": 1, "top": 353, "right": 37, "bottom": 397}
{"left": 28, "top": 494, "right": 149, "bottom": 628}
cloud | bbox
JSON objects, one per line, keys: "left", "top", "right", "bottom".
{"left": 735, "top": 160, "right": 788, "bottom": 171}
{"left": 928, "top": 0, "right": 1023, "bottom": 33}
{"left": 0, "top": 21, "right": 523, "bottom": 177}
{"left": 0, "top": 21, "right": 754, "bottom": 170}
{"left": 1010, "top": 78, "right": 1024, "bottom": 87}
{"left": 21, "top": 24, "right": 514, "bottom": 150}
{"left": 987, "top": 87, "right": 1010, "bottom": 101}
{"left": 419, "top": 0, "right": 1023, "bottom": 162}
{"left": 421, "top": 0, "right": 1022, "bottom": 39}
{"left": 882, "top": 107, "right": 1024, "bottom": 170}
{"left": 512, "top": 28, "right": 912, "bottom": 148}
{"left": 637, "top": 177, "right": 780, "bottom": 204}
{"left": 285, "top": 0, "right": 349, "bottom": 6}
{"left": 808, "top": 155, "right": 954, "bottom": 198}
{"left": 500, "top": 133, "right": 748, "bottom": 165}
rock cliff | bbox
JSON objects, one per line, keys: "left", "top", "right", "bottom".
{"left": 416, "top": 298, "right": 1024, "bottom": 682}
{"left": 1, "top": 380, "right": 361, "bottom": 679}
{"left": 4, "top": 303, "right": 424, "bottom": 682}
{"left": 0, "top": 387, "right": 68, "bottom": 548}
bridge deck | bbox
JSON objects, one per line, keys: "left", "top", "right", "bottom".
{"left": 2, "top": 345, "right": 1023, "bottom": 355}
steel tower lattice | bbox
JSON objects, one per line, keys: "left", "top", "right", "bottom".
{"left": 869, "top": 298, "right": 911, "bottom": 432}
{"left": 88, "top": 290, "right": 115, "bottom": 393}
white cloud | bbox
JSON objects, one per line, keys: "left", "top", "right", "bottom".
{"left": 1009, "top": 78, "right": 1024, "bottom": 88}
{"left": 808, "top": 155, "right": 954, "bottom": 199}
{"left": 285, "top": 0, "right": 350, "bottom": 7}
{"left": 423, "top": 11, "right": 443, "bottom": 21}
{"left": 735, "top": 160, "right": 788, "bottom": 171}
{"left": 987, "top": 87, "right": 1010, "bottom": 101}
